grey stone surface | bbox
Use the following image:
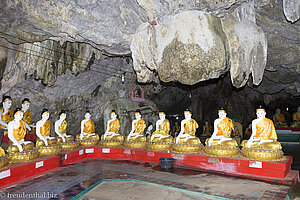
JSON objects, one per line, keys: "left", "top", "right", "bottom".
{"left": 283, "top": 0, "right": 300, "bottom": 23}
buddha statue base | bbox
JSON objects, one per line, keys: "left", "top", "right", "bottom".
{"left": 99, "top": 134, "right": 124, "bottom": 148}
{"left": 75, "top": 134, "right": 99, "bottom": 147}
{"left": 7, "top": 143, "right": 40, "bottom": 162}
{"left": 146, "top": 136, "right": 173, "bottom": 151}
{"left": 36, "top": 139, "right": 62, "bottom": 156}
{"left": 241, "top": 140, "right": 284, "bottom": 160}
{"left": 0, "top": 156, "right": 9, "bottom": 169}
{"left": 57, "top": 136, "right": 80, "bottom": 150}
{"left": 203, "top": 139, "right": 239, "bottom": 157}
{"left": 171, "top": 137, "right": 203, "bottom": 153}
{"left": 124, "top": 135, "right": 146, "bottom": 149}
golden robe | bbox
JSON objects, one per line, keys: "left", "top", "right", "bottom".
{"left": 254, "top": 118, "right": 277, "bottom": 140}
{"left": 274, "top": 113, "right": 286, "bottom": 123}
{"left": 216, "top": 117, "right": 234, "bottom": 138}
{"left": 134, "top": 119, "right": 146, "bottom": 135}
{"left": 109, "top": 119, "right": 120, "bottom": 133}
{"left": 13, "top": 120, "right": 26, "bottom": 141}
{"left": 204, "top": 125, "right": 212, "bottom": 134}
{"left": 23, "top": 110, "right": 32, "bottom": 125}
{"left": 84, "top": 119, "right": 95, "bottom": 134}
{"left": 0, "top": 108, "right": 13, "bottom": 129}
{"left": 292, "top": 113, "right": 300, "bottom": 122}
{"left": 184, "top": 119, "right": 198, "bottom": 136}
{"left": 40, "top": 120, "right": 51, "bottom": 137}
{"left": 152, "top": 119, "right": 170, "bottom": 136}
{"left": 0, "top": 147, "right": 5, "bottom": 156}
{"left": 58, "top": 120, "right": 67, "bottom": 134}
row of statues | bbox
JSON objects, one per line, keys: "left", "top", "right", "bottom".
{"left": 0, "top": 96, "right": 284, "bottom": 167}
{"left": 273, "top": 107, "right": 300, "bottom": 128}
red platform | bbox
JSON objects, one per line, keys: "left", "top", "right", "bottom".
{"left": 0, "top": 147, "right": 298, "bottom": 189}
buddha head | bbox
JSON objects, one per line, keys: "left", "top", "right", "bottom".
{"left": 158, "top": 111, "right": 166, "bottom": 120}
{"left": 110, "top": 110, "right": 117, "bottom": 120}
{"left": 41, "top": 109, "right": 50, "bottom": 120}
{"left": 275, "top": 108, "right": 281, "bottom": 115}
{"left": 134, "top": 109, "right": 141, "bottom": 120}
{"left": 256, "top": 106, "right": 266, "bottom": 119}
{"left": 2, "top": 96, "right": 12, "bottom": 110}
{"left": 205, "top": 121, "right": 209, "bottom": 126}
{"left": 59, "top": 110, "right": 67, "bottom": 120}
{"left": 85, "top": 111, "right": 91, "bottom": 119}
{"left": 14, "top": 108, "right": 24, "bottom": 121}
{"left": 218, "top": 108, "right": 227, "bottom": 119}
{"left": 21, "top": 98, "right": 31, "bottom": 111}
{"left": 184, "top": 109, "right": 192, "bottom": 120}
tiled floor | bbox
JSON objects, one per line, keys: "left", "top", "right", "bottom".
{"left": 0, "top": 160, "right": 294, "bottom": 200}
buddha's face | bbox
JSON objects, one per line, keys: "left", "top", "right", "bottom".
{"left": 60, "top": 114, "right": 66, "bottom": 120}
{"left": 184, "top": 112, "right": 191, "bottom": 119}
{"left": 15, "top": 111, "right": 24, "bottom": 121}
{"left": 42, "top": 112, "right": 50, "bottom": 120}
{"left": 275, "top": 108, "right": 281, "bottom": 115}
{"left": 256, "top": 110, "right": 266, "bottom": 119}
{"left": 3, "top": 100, "right": 12, "bottom": 109}
{"left": 159, "top": 113, "right": 165, "bottom": 120}
{"left": 218, "top": 111, "right": 226, "bottom": 119}
{"left": 135, "top": 113, "right": 141, "bottom": 120}
{"left": 111, "top": 113, "right": 117, "bottom": 120}
{"left": 22, "top": 102, "right": 30, "bottom": 110}
{"left": 205, "top": 121, "right": 208, "bottom": 126}
{"left": 85, "top": 113, "right": 91, "bottom": 119}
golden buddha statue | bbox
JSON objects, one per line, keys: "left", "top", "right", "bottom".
{"left": 292, "top": 107, "right": 300, "bottom": 128}
{"left": 7, "top": 108, "right": 39, "bottom": 162}
{"left": 100, "top": 110, "right": 124, "bottom": 147}
{"left": 21, "top": 98, "right": 36, "bottom": 133}
{"left": 203, "top": 109, "right": 239, "bottom": 157}
{"left": 273, "top": 108, "right": 287, "bottom": 128}
{"left": 171, "top": 109, "right": 203, "bottom": 153}
{"left": 0, "top": 96, "right": 14, "bottom": 135}
{"left": 202, "top": 121, "right": 212, "bottom": 136}
{"left": 54, "top": 110, "right": 79, "bottom": 150}
{"left": 241, "top": 106, "right": 283, "bottom": 160}
{"left": 0, "top": 146, "right": 9, "bottom": 169}
{"left": 75, "top": 111, "right": 99, "bottom": 147}
{"left": 146, "top": 111, "right": 173, "bottom": 151}
{"left": 124, "top": 110, "right": 147, "bottom": 149}
{"left": 36, "top": 109, "right": 62, "bottom": 155}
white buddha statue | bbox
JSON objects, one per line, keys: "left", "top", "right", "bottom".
{"left": 54, "top": 110, "right": 73, "bottom": 143}
{"left": 100, "top": 110, "right": 124, "bottom": 147}
{"left": 36, "top": 109, "right": 56, "bottom": 146}
{"left": 76, "top": 111, "right": 99, "bottom": 146}
{"left": 0, "top": 96, "right": 13, "bottom": 132}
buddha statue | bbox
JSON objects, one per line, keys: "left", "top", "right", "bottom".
{"left": 292, "top": 107, "right": 300, "bottom": 128}
{"left": 146, "top": 111, "right": 173, "bottom": 151}
{"left": 75, "top": 111, "right": 99, "bottom": 147}
{"left": 99, "top": 110, "right": 124, "bottom": 147}
{"left": 202, "top": 121, "right": 212, "bottom": 136}
{"left": 0, "top": 96, "right": 14, "bottom": 135}
{"left": 124, "top": 110, "right": 147, "bottom": 149}
{"left": 7, "top": 108, "right": 39, "bottom": 162}
{"left": 36, "top": 109, "right": 62, "bottom": 155}
{"left": 54, "top": 110, "right": 79, "bottom": 150}
{"left": 273, "top": 108, "right": 287, "bottom": 128}
{"left": 171, "top": 109, "right": 203, "bottom": 153}
{"left": 203, "top": 109, "right": 239, "bottom": 157}
{"left": 241, "top": 106, "right": 283, "bottom": 160}
{"left": 0, "top": 146, "right": 9, "bottom": 169}
{"left": 21, "top": 98, "right": 35, "bottom": 133}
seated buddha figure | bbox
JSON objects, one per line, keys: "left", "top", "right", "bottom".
{"left": 36, "top": 109, "right": 62, "bottom": 155}
{"left": 292, "top": 107, "right": 300, "bottom": 128}
{"left": 100, "top": 110, "right": 124, "bottom": 147}
{"left": 54, "top": 110, "right": 79, "bottom": 150}
{"left": 147, "top": 111, "right": 173, "bottom": 151}
{"left": 75, "top": 111, "right": 99, "bottom": 147}
{"left": 202, "top": 121, "right": 212, "bottom": 136}
{"left": 0, "top": 146, "right": 9, "bottom": 169}
{"left": 21, "top": 98, "right": 35, "bottom": 133}
{"left": 273, "top": 108, "right": 287, "bottom": 128}
{"left": 0, "top": 96, "right": 14, "bottom": 135}
{"left": 7, "top": 108, "right": 39, "bottom": 162}
{"left": 171, "top": 109, "right": 202, "bottom": 153}
{"left": 241, "top": 106, "right": 283, "bottom": 160}
{"left": 124, "top": 110, "right": 147, "bottom": 149}
{"left": 203, "top": 109, "right": 239, "bottom": 157}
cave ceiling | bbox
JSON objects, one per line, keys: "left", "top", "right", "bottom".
{"left": 0, "top": 0, "right": 299, "bottom": 97}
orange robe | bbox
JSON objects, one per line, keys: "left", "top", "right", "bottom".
{"left": 153, "top": 119, "right": 171, "bottom": 136}
{"left": 184, "top": 119, "right": 199, "bottom": 136}
{"left": 13, "top": 120, "right": 26, "bottom": 141}
{"left": 134, "top": 119, "right": 146, "bottom": 135}
{"left": 84, "top": 119, "right": 95, "bottom": 134}
{"left": 254, "top": 118, "right": 277, "bottom": 140}
{"left": 216, "top": 117, "right": 234, "bottom": 138}
{"left": 40, "top": 120, "right": 51, "bottom": 137}
{"left": 0, "top": 108, "right": 13, "bottom": 129}
{"left": 274, "top": 113, "right": 286, "bottom": 123}
{"left": 109, "top": 119, "right": 120, "bottom": 133}
{"left": 23, "top": 110, "right": 32, "bottom": 125}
